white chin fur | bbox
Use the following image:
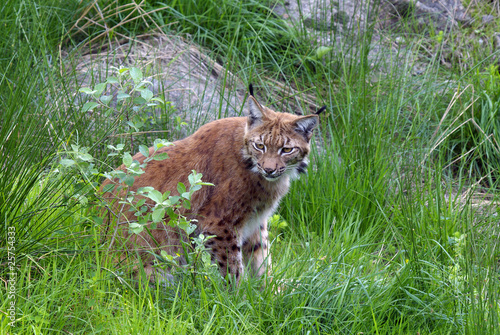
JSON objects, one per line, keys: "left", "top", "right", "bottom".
{"left": 263, "top": 175, "right": 281, "bottom": 182}
{"left": 287, "top": 169, "right": 300, "bottom": 180}
{"left": 284, "top": 164, "right": 301, "bottom": 180}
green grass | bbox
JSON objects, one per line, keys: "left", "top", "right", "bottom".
{"left": 1, "top": 0, "right": 500, "bottom": 334}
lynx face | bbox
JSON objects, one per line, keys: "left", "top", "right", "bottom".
{"left": 243, "top": 96, "right": 319, "bottom": 181}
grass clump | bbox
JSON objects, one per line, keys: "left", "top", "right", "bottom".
{"left": 0, "top": 0, "right": 83, "bottom": 257}
{"left": 153, "top": 0, "right": 306, "bottom": 71}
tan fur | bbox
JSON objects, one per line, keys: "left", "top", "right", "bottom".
{"left": 101, "top": 92, "right": 319, "bottom": 284}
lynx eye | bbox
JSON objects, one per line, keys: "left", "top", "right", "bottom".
{"left": 253, "top": 143, "right": 265, "bottom": 151}
{"left": 281, "top": 147, "right": 293, "bottom": 154}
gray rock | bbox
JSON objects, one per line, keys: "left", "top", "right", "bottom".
{"left": 271, "top": 0, "right": 372, "bottom": 36}
{"left": 482, "top": 15, "right": 495, "bottom": 25}
{"left": 274, "top": 0, "right": 471, "bottom": 38}
{"left": 303, "top": 10, "right": 350, "bottom": 32}
{"left": 383, "top": 0, "right": 471, "bottom": 32}
{"left": 68, "top": 35, "right": 247, "bottom": 137}
{"left": 493, "top": 33, "right": 500, "bottom": 50}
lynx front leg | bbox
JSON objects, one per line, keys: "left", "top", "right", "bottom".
{"left": 242, "top": 222, "right": 271, "bottom": 278}
{"left": 204, "top": 229, "right": 244, "bottom": 284}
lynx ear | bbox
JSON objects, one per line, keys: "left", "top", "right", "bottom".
{"left": 293, "top": 115, "right": 319, "bottom": 141}
{"left": 248, "top": 95, "right": 265, "bottom": 128}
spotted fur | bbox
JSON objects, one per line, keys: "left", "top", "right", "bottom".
{"left": 102, "top": 88, "right": 321, "bottom": 285}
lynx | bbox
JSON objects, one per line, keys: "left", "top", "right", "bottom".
{"left": 102, "top": 85, "right": 324, "bottom": 285}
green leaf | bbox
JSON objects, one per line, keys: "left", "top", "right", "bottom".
{"left": 199, "top": 182, "right": 215, "bottom": 186}
{"left": 117, "top": 92, "right": 131, "bottom": 100}
{"left": 178, "top": 219, "right": 195, "bottom": 234}
{"left": 133, "top": 97, "right": 146, "bottom": 105}
{"left": 136, "top": 198, "right": 146, "bottom": 207}
{"left": 166, "top": 207, "right": 178, "bottom": 222}
{"left": 124, "top": 175, "right": 135, "bottom": 187}
{"left": 126, "top": 161, "right": 144, "bottom": 175}
{"left": 153, "top": 139, "right": 173, "bottom": 150}
{"left": 188, "top": 173, "right": 195, "bottom": 186}
{"left": 188, "top": 170, "right": 202, "bottom": 185}
{"left": 190, "top": 184, "right": 201, "bottom": 193}
{"left": 59, "top": 159, "right": 75, "bottom": 167}
{"left": 161, "top": 250, "right": 174, "bottom": 262}
{"left": 182, "top": 199, "right": 191, "bottom": 209}
{"left": 186, "top": 223, "right": 197, "bottom": 235}
{"left": 152, "top": 208, "right": 165, "bottom": 223}
{"left": 134, "top": 82, "right": 147, "bottom": 91}
{"left": 100, "top": 95, "right": 112, "bottom": 105}
{"left": 130, "top": 67, "right": 143, "bottom": 85}
{"left": 79, "top": 87, "right": 96, "bottom": 95}
{"left": 122, "top": 152, "right": 133, "bottom": 167}
{"left": 82, "top": 102, "right": 99, "bottom": 112}
{"left": 126, "top": 121, "right": 138, "bottom": 132}
{"left": 147, "top": 190, "right": 163, "bottom": 204}
{"left": 151, "top": 97, "right": 165, "bottom": 104}
{"left": 74, "top": 194, "right": 88, "bottom": 206}
{"left": 177, "top": 182, "right": 186, "bottom": 195}
{"left": 92, "top": 216, "right": 103, "bottom": 225}
{"left": 110, "top": 170, "right": 126, "bottom": 180}
{"left": 139, "top": 145, "right": 150, "bottom": 158}
{"left": 138, "top": 215, "right": 150, "bottom": 224}
{"left": 141, "top": 89, "right": 153, "bottom": 101}
{"left": 134, "top": 120, "right": 144, "bottom": 129}
{"left": 93, "top": 83, "right": 107, "bottom": 97}
{"left": 137, "top": 186, "right": 154, "bottom": 194}
{"left": 169, "top": 196, "right": 180, "bottom": 206}
{"left": 153, "top": 152, "right": 169, "bottom": 161}
{"left": 201, "top": 251, "right": 211, "bottom": 266}
{"left": 106, "top": 76, "right": 119, "bottom": 84}
{"left": 315, "top": 46, "right": 332, "bottom": 59}
{"left": 129, "top": 222, "right": 144, "bottom": 234}
{"left": 77, "top": 152, "right": 93, "bottom": 162}
{"left": 102, "top": 184, "right": 115, "bottom": 193}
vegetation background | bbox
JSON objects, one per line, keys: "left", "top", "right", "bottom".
{"left": 1, "top": 0, "right": 500, "bottom": 333}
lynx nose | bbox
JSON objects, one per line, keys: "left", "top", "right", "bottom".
{"left": 263, "top": 167, "right": 275, "bottom": 174}
{"left": 258, "top": 162, "right": 280, "bottom": 179}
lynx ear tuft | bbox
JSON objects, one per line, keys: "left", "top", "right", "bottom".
{"left": 315, "top": 106, "right": 327, "bottom": 115}
{"left": 293, "top": 115, "right": 319, "bottom": 141}
{"left": 249, "top": 83, "right": 254, "bottom": 97}
{"left": 248, "top": 96, "right": 264, "bottom": 128}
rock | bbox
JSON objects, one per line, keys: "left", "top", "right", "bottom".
{"left": 482, "top": 15, "right": 495, "bottom": 25}
{"left": 303, "top": 15, "right": 333, "bottom": 32}
{"left": 69, "top": 34, "right": 247, "bottom": 137}
{"left": 303, "top": 11, "right": 350, "bottom": 32}
{"left": 274, "top": 0, "right": 471, "bottom": 38}
{"left": 383, "top": 0, "right": 471, "bottom": 32}
{"left": 271, "top": 0, "right": 371, "bottom": 36}
{"left": 493, "top": 33, "right": 500, "bottom": 50}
